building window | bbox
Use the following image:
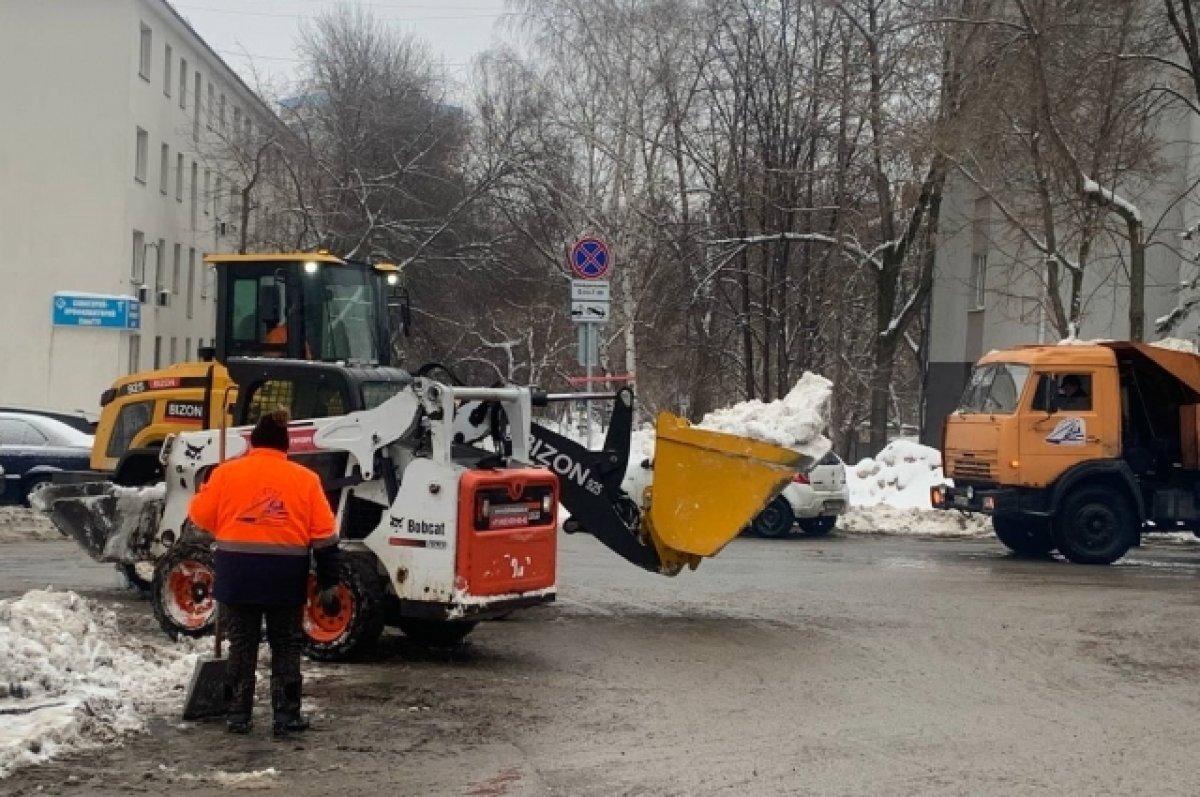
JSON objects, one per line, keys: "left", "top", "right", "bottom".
{"left": 200, "top": 252, "right": 209, "bottom": 299}
{"left": 219, "top": 93, "right": 226, "bottom": 130}
{"left": 179, "top": 58, "right": 187, "bottom": 109}
{"left": 207, "top": 83, "right": 215, "bottom": 130}
{"left": 169, "top": 337, "right": 177, "bottom": 365}
{"left": 172, "top": 243, "right": 181, "bottom": 293}
{"left": 131, "top": 230, "right": 145, "bottom": 281}
{"left": 176, "top": 153, "right": 184, "bottom": 201}
{"left": 190, "top": 161, "right": 199, "bottom": 228}
{"left": 128, "top": 335, "right": 141, "bottom": 374}
{"left": 163, "top": 44, "right": 172, "bottom": 96}
{"left": 187, "top": 248, "right": 196, "bottom": 319}
{"left": 969, "top": 254, "right": 987, "bottom": 311}
{"left": 214, "top": 175, "right": 223, "bottom": 227}
{"left": 134, "top": 128, "right": 148, "bottom": 183}
{"left": 233, "top": 107, "right": 241, "bottom": 141}
{"left": 138, "top": 23, "right": 152, "bottom": 80}
{"left": 185, "top": 337, "right": 192, "bottom": 361}
{"left": 159, "top": 144, "right": 169, "bottom": 193}
{"left": 193, "top": 73, "right": 202, "bottom": 141}
{"left": 155, "top": 238, "right": 165, "bottom": 294}
{"left": 153, "top": 336, "right": 162, "bottom": 369}
{"left": 203, "top": 169, "right": 211, "bottom": 215}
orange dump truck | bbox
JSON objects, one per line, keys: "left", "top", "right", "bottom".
{"left": 931, "top": 342, "right": 1200, "bottom": 564}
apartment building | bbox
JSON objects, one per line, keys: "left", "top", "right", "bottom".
{"left": 922, "top": 110, "right": 1200, "bottom": 446}
{"left": 0, "top": 0, "right": 277, "bottom": 412}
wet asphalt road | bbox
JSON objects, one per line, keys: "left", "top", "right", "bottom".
{"left": 3, "top": 532, "right": 1200, "bottom": 796}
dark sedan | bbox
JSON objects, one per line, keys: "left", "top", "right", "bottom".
{"left": 0, "top": 412, "right": 94, "bottom": 505}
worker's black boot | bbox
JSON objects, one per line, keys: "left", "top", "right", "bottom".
{"left": 225, "top": 677, "right": 255, "bottom": 733}
{"left": 271, "top": 682, "right": 308, "bottom": 736}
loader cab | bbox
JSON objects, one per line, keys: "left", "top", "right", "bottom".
{"left": 210, "top": 253, "right": 406, "bottom": 367}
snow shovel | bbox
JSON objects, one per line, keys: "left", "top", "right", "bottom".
{"left": 182, "top": 609, "right": 229, "bottom": 720}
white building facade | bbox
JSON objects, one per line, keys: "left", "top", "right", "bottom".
{"left": 922, "top": 109, "right": 1200, "bottom": 445}
{"left": 0, "top": 0, "right": 275, "bottom": 413}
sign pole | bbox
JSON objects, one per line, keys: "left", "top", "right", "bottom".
{"left": 584, "top": 322, "right": 594, "bottom": 448}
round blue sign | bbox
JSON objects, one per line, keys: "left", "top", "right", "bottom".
{"left": 570, "top": 237, "right": 611, "bottom": 280}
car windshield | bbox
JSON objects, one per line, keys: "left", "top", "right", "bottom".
{"left": 957, "top": 363, "right": 1030, "bottom": 415}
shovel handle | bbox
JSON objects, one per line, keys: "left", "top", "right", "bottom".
{"left": 214, "top": 606, "right": 223, "bottom": 658}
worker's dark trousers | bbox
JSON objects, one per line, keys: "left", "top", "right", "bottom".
{"left": 221, "top": 603, "right": 305, "bottom": 719}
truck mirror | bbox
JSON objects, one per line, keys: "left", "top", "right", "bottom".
{"left": 1046, "top": 380, "right": 1060, "bottom": 414}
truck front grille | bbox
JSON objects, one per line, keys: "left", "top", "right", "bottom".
{"left": 950, "top": 456, "right": 994, "bottom": 481}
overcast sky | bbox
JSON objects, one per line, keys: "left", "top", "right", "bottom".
{"left": 170, "top": 0, "right": 514, "bottom": 91}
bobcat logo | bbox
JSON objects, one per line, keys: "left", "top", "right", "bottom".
{"left": 184, "top": 442, "right": 206, "bottom": 461}
{"left": 1046, "top": 417, "right": 1086, "bottom": 446}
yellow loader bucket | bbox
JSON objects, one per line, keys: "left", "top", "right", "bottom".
{"left": 643, "top": 413, "right": 809, "bottom": 572}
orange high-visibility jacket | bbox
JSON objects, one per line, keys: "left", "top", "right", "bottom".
{"left": 189, "top": 448, "right": 338, "bottom": 604}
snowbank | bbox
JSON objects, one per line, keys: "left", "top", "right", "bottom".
{"left": 840, "top": 439, "right": 991, "bottom": 536}
{"left": 0, "top": 590, "right": 198, "bottom": 779}
{"left": 0, "top": 507, "right": 62, "bottom": 542}
{"left": 841, "top": 506, "right": 990, "bottom": 537}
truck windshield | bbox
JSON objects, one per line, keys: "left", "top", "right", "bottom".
{"left": 957, "top": 363, "right": 1030, "bottom": 414}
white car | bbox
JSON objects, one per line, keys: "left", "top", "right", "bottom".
{"left": 751, "top": 450, "right": 849, "bottom": 538}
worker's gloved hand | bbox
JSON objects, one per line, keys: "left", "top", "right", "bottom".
{"left": 317, "top": 586, "right": 342, "bottom": 617}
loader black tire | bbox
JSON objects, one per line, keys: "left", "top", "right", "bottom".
{"left": 118, "top": 562, "right": 155, "bottom": 594}
{"left": 398, "top": 618, "right": 478, "bottom": 647}
{"left": 752, "top": 496, "right": 795, "bottom": 538}
{"left": 1053, "top": 487, "right": 1137, "bottom": 565}
{"left": 303, "top": 553, "right": 386, "bottom": 662}
{"left": 993, "top": 516, "right": 1055, "bottom": 558}
{"left": 151, "top": 540, "right": 217, "bottom": 639}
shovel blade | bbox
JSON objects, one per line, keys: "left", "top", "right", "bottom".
{"left": 181, "top": 655, "right": 230, "bottom": 721}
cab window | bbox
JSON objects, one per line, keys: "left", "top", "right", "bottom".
{"left": 229, "top": 273, "right": 288, "bottom": 353}
{"left": 1031, "top": 373, "right": 1093, "bottom": 413}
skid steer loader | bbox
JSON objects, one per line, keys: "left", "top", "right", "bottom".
{"left": 36, "top": 363, "right": 810, "bottom": 658}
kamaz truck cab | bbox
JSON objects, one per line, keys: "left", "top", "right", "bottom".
{"left": 931, "top": 342, "right": 1200, "bottom": 564}
{"left": 93, "top": 252, "right": 408, "bottom": 485}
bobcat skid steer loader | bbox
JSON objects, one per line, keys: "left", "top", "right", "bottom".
{"left": 36, "top": 376, "right": 809, "bottom": 660}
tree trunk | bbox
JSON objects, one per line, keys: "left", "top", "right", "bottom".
{"left": 1128, "top": 218, "right": 1145, "bottom": 341}
{"left": 869, "top": 335, "right": 896, "bottom": 456}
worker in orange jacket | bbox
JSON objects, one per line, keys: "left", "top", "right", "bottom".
{"left": 188, "top": 408, "right": 342, "bottom": 736}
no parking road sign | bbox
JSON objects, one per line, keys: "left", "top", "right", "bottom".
{"left": 569, "top": 237, "right": 612, "bottom": 280}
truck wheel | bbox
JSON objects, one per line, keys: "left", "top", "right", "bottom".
{"left": 752, "top": 496, "right": 795, "bottom": 538}
{"left": 151, "top": 540, "right": 216, "bottom": 638}
{"left": 398, "top": 618, "right": 478, "bottom": 646}
{"left": 797, "top": 516, "right": 836, "bottom": 537}
{"left": 992, "top": 516, "right": 1054, "bottom": 557}
{"left": 303, "top": 554, "right": 386, "bottom": 662}
{"left": 1054, "top": 487, "right": 1136, "bottom": 565}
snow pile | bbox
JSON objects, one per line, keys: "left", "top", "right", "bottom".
{"left": 697, "top": 372, "right": 833, "bottom": 462}
{"left": 842, "top": 440, "right": 990, "bottom": 537}
{"left": 0, "top": 507, "right": 61, "bottom": 542}
{"left": 618, "top": 373, "right": 833, "bottom": 508}
{"left": 1150, "top": 337, "right": 1198, "bottom": 354}
{"left": 0, "top": 590, "right": 198, "bottom": 779}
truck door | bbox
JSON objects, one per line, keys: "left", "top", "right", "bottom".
{"left": 1019, "top": 369, "right": 1119, "bottom": 486}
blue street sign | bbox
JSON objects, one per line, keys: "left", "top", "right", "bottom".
{"left": 52, "top": 293, "right": 140, "bottom": 330}
{"left": 570, "top": 237, "right": 612, "bottom": 280}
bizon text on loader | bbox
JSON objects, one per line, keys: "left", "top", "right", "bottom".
{"left": 39, "top": 367, "right": 811, "bottom": 657}
{"left": 931, "top": 342, "right": 1200, "bottom": 564}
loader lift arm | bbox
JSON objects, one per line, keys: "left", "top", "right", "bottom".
{"left": 527, "top": 389, "right": 664, "bottom": 574}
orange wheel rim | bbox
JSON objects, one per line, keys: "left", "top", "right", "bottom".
{"left": 164, "top": 560, "right": 215, "bottom": 629}
{"left": 303, "top": 576, "right": 354, "bottom": 643}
